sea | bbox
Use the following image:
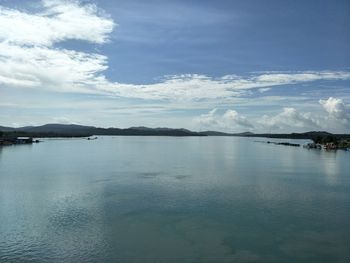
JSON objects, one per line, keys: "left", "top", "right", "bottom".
{"left": 0, "top": 136, "right": 349, "bottom": 262}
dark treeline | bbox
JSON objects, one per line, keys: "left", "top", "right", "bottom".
{"left": 232, "top": 131, "right": 350, "bottom": 141}
{"left": 311, "top": 134, "right": 350, "bottom": 148}
{"left": 1, "top": 124, "right": 350, "bottom": 140}
{"left": 1, "top": 131, "right": 91, "bottom": 138}
{"left": 0, "top": 124, "right": 207, "bottom": 137}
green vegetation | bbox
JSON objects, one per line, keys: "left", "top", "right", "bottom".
{"left": 0, "top": 124, "right": 206, "bottom": 137}
{"left": 312, "top": 135, "right": 338, "bottom": 144}
{"left": 2, "top": 131, "right": 91, "bottom": 138}
{"left": 312, "top": 135, "right": 350, "bottom": 149}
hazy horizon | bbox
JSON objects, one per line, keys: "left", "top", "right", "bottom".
{"left": 0, "top": 0, "right": 349, "bottom": 133}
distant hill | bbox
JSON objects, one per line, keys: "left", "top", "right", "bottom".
{"left": 0, "top": 126, "right": 15, "bottom": 132}
{"left": 0, "top": 124, "right": 206, "bottom": 137}
{"left": 199, "top": 131, "right": 255, "bottom": 136}
{"left": 1, "top": 124, "right": 349, "bottom": 139}
{"left": 201, "top": 130, "right": 350, "bottom": 141}
{"left": 199, "top": 130, "right": 349, "bottom": 139}
{"left": 199, "top": 131, "right": 231, "bottom": 136}
{"left": 230, "top": 131, "right": 346, "bottom": 140}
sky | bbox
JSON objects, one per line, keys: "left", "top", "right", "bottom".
{"left": 0, "top": 0, "right": 349, "bottom": 133}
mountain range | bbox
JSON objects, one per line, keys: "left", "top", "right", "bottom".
{"left": 0, "top": 124, "right": 205, "bottom": 137}
{"left": 1, "top": 124, "right": 349, "bottom": 140}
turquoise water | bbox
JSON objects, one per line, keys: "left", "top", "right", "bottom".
{"left": 0, "top": 136, "right": 349, "bottom": 262}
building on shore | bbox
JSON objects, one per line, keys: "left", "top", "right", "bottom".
{"left": 0, "top": 137, "right": 34, "bottom": 146}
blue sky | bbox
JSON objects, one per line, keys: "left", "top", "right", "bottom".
{"left": 99, "top": 0, "right": 350, "bottom": 83}
{"left": 0, "top": 0, "right": 349, "bottom": 132}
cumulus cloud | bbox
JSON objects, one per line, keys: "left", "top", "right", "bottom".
{"left": 194, "top": 97, "right": 350, "bottom": 133}
{"left": 223, "top": 110, "right": 254, "bottom": 128}
{"left": 320, "top": 97, "right": 350, "bottom": 121}
{"left": 194, "top": 107, "right": 320, "bottom": 133}
{"left": 258, "top": 99, "right": 350, "bottom": 133}
{"left": 194, "top": 108, "right": 253, "bottom": 132}
{"left": 271, "top": 98, "right": 350, "bottom": 133}
{"left": 194, "top": 109, "right": 220, "bottom": 128}
{"left": 319, "top": 97, "right": 350, "bottom": 131}
{"left": 258, "top": 108, "right": 320, "bottom": 131}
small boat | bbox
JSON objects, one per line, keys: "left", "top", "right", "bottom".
{"left": 87, "top": 137, "right": 98, "bottom": 140}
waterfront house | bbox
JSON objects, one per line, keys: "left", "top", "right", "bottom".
{"left": 324, "top": 142, "right": 337, "bottom": 150}
{"left": 16, "top": 137, "right": 33, "bottom": 144}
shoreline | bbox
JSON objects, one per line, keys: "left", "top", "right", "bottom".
{"left": 1, "top": 134, "right": 349, "bottom": 151}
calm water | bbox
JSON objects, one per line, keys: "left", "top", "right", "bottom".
{"left": 0, "top": 136, "right": 349, "bottom": 263}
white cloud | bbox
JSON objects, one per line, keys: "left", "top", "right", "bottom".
{"left": 0, "top": 0, "right": 114, "bottom": 46}
{"left": 51, "top": 116, "right": 78, "bottom": 125}
{"left": 0, "top": 1, "right": 349, "bottom": 133}
{"left": 194, "top": 108, "right": 253, "bottom": 132}
{"left": 258, "top": 87, "right": 271, "bottom": 93}
{"left": 194, "top": 97, "right": 350, "bottom": 133}
{"left": 194, "top": 109, "right": 220, "bottom": 128}
{"left": 223, "top": 110, "right": 254, "bottom": 129}
{"left": 254, "top": 72, "right": 350, "bottom": 84}
{"left": 111, "top": 71, "right": 350, "bottom": 102}
{"left": 0, "top": 0, "right": 113, "bottom": 93}
{"left": 320, "top": 97, "right": 350, "bottom": 121}
{"left": 1, "top": 1, "right": 350, "bottom": 103}
{"left": 258, "top": 108, "right": 320, "bottom": 132}
{"left": 194, "top": 107, "right": 320, "bottom": 133}
{"left": 319, "top": 97, "right": 350, "bottom": 131}
{"left": 0, "top": 42, "right": 108, "bottom": 91}
{"left": 258, "top": 99, "right": 350, "bottom": 133}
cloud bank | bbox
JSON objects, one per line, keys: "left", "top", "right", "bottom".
{"left": 194, "top": 108, "right": 254, "bottom": 131}
{"left": 195, "top": 97, "right": 350, "bottom": 133}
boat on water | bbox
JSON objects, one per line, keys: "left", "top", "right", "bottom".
{"left": 87, "top": 137, "right": 98, "bottom": 140}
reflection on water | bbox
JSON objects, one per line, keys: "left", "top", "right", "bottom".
{"left": 321, "top": 152, "right": 340, "bottom": 186}
{"left": 0, "top": 137, "right": 349, "bottom": 262}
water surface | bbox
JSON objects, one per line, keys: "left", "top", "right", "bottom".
{"left": 0, "top": 136, "right": 349, "bottom": 262}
